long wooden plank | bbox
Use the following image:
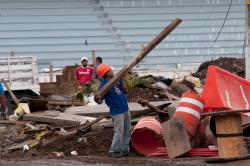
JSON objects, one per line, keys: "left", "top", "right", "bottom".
{"left": 23, "top": 112, "right": 97, "bottom": 125}
{"left": 2, "top": 79, "right": 19, "bottom": 105}
{"left": 48, "top": 100, "right": 83, "bottom": 106}
{"left": 206, "top": 154, "right": 250, "bottom": 163}
{"left": 6, "top": 140, "right": 37, "bottom": 150}
{"left": 99, "top": 18, "right": 182, "bottom": 97}
{"left": 202, "top": 110, "right": 250, "bottom": 117}
{"left": 138, "top": 98, "right": 169, "bottom": 115}
{"left": 162, "top": 116, "right": 191, "bottom": 158}
{"left": 92, "top": 50, "right": 96, "bottom": 68}
{"left": 65, "top": 101, "right": 173, "bottom": 117}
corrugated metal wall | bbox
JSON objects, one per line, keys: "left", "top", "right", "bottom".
{"left": 0, "top": 0, "right": 246, "bottom": 70}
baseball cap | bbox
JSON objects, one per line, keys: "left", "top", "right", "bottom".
{"left": 81, "top": 57, "right": 88, "bottom": 62}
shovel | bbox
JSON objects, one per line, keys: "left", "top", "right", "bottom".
{"left": 1, "top": 79, "right": 30, "bottom": 119}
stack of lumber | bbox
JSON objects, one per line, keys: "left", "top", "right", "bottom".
{"left": 40, "top": 66, "right": 77, "bottom": 96}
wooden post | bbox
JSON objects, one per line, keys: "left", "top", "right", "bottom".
{"left": 246, "top": 3, "right": 250, "bottom": 79}
{"left": 215, "top": 114, "right": 247, "bottom": 157}
{"left": 10, "top": 51, "right": 15, "bottom": 57}
{"left": 31, "top": 56, "right": 37, "bottom": 84}
{"left": 49, "top": 64, "right": 53, "bottom": 82}
{"left": 99, "top": 18, "right": 182, "bottom": 97}
{"left": 92, "top": 50, "right": 96, "bottom": 68}
{"left": 7, "top": 57, "right": 11, "bottom": 85}
{"left": 1, "top": 79, "right": 19, "bottom": 105}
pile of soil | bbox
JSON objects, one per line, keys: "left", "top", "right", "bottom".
{"left": 1, "top": 126, "right": 139, "bottom": 160}
{"left": 193, "top": 57, "right": 245, "bottom": 81}
{"left": 126, "top": 87, "right": 162, "bottom": 102}
{"left": 42, "top": 128, "right": 114, "bottom": 156}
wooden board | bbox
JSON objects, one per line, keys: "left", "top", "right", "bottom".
{"left": 206, "top": 154, "right": 250, "bottom": 163}
{"left": 48, "top": 100, "right": 83, "bottom": 106}
{"left": 6, "top": 140, "right": 36, "bottom": 150}
{"left": 162, "top": 116, "right": 191, "bottom": 158}
{"left": 62, "top": 66, "right": 76, "bottom": 82}
{"left": 56, "top": 75, "right": 64, "bottom": 82}
{"left": 65, "top": 101, "right": 173, "bottom": 117}
{"left": 202, "top": 110, "right": 250, "bottom": 117}
{"left": 40, "top": 82, "right": 59, "bottom": 94}
{"left": 215, "top": 114, "right": 247, "bottom": 157}
{"left": 23, "top": 112, "right": 97, "bottom": 125}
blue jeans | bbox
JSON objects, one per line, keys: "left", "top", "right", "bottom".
{"left": 109, "top": 111, "right": 131, "bottom": 153}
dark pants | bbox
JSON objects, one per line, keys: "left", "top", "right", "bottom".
{"left": 0, "top": 95, "right": 7, "bottom": 114}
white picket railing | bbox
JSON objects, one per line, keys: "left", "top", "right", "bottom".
{"left": 0, "top": 56, "right": 39, "bottom": 93}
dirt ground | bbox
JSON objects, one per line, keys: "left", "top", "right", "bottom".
{"left": 193, "top": 57, "right": 245, "bottom": 81}
{"left": 0, "top": 123, "right": 140, "bottom": 159}
{"left": 2, "top": 123, "right": 250, "bottom": 166}
{"left": 2, "top": 155, "right": 250, "bottom": 166}
{"left": 126, "top": 86, "right": 163, "bottom": 102}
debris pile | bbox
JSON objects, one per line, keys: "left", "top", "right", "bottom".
{"left": 2, "top": 57, "right": 250, "bottom": 165}
{"left": 193, "top": 57, "right": 245, "bottom": 81}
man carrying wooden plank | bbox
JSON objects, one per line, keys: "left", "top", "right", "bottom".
{"left": 94, "top": 64, "right": 131, "bottom": 158}
{"left": 0, "top": 81, "right": 8, "bottom": 120}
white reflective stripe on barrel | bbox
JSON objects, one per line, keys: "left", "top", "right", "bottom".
{"left": 137, "top": 120, "right": 163, "bottom": 129}
{"left": 176, "top": 106, "right": 201, "bottom": 119}
{"left": 180, "top": 97, "right": 204, "bottom": 110}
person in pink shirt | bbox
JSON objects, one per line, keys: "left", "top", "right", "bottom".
{"left": 75, "top": 57, "right": 94, "bottom": 85}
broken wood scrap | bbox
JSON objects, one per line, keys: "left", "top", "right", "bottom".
{"left": 48, "top": 99, "right": 84, "bottom": 106}
{"left": 23, "top": 129, "right": 44, "bottom": 135}
{"left": 206, "top": 154, "right": 250, "bottom": 163}
{"left": 159, "top": 91, "right": 180, "bottom": 101}
{"left": 65, "top": 101, "right": 172, "bottom": 117}
{"left": 25, "top": 123, "right": 39, "bottom": 130}
{"left": 14, "top": 134, "right": 29, "bottom": 143}
{"left": 6, "top": 140, "right": 38, "bottom": 151}
{"left": 0, "top": 120, "right": 32, "bottom": 126}
{"left": 137, "top": 98, "right": 169, "bottom": 115}
{"left": 92, "top": 117, "right": 140, "bottom": 130}
{"left": 9, "top": 129, "right": 58, "bottom": 151}
{"left": 162, "top": 116, "right": 191, "bottom": 158}
{"left": 41, "top": 115, "right": 107, "bottom": 147}
{"left": 23, "top": 124, "right": 55, "bottom": 135}
{"left": 131, "top": 102, "right": 172, "bottom": 119}
{"left": 137, "top": 98, "right": 171, "bottom": 122}
{"left": 23, "top": 112, "right": 97, "bottom": 126}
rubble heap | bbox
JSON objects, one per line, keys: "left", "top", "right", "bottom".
{"left": 193, "top": 57, "right": 245, "bottom": 81}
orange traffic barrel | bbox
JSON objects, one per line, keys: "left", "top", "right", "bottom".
{"left": 173, "top": 90, "right": 205, "bottom": 139}
{"left": 131, "top": 116, "right": 164, "bottom": 155}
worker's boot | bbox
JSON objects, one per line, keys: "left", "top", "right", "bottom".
{"left": 108, "top": 152, "right": 121, "bottom": 158}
